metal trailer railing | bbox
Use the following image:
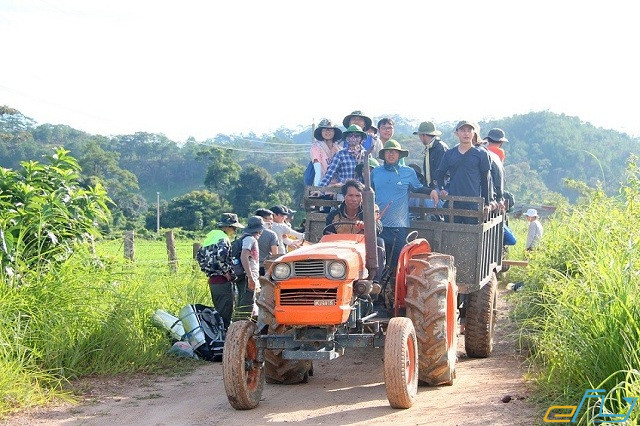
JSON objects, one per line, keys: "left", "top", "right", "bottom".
{"left": 303, "top": 187, "right": 504, "bottom": 295}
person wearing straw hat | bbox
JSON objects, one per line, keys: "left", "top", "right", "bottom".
{"left": 319, "top": 124, "right": 367, "bottom": 187}
{"left": 201, "top": 213, "right": 244, "bottom": 329}
{"left": 310, "top": 118, "right": 344, "bottom": 186}
{"left": 414, "top": 121, "right": 448, "bottom": 190}
{"left": 524, "top": 208, "right": 543, "bottom": 251}
{"left": 371, "top": 140, "right": 431, "bottom": 308}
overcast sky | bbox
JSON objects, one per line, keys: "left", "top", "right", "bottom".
{"left": 1, "top": 0, "right": 638, "bottom": 141}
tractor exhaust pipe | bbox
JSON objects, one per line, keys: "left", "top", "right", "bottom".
{"left": 361, "top": 151, "right": 378, "bottom": 281}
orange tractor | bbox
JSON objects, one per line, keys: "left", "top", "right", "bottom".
{"left": 222, "top": 156, "right": 504, "bottom": 410}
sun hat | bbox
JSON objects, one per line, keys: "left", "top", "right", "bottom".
{"left": 485, "top": 128, "right": 509, "bottom": 143}
{"left": 378, "top": 139, "right": 409, "bottom": 160}
{"left": 314, "top": 118, "right": 343, "bottom": 142}
{"left": 413, "top": 121, "right": 442, "bottom": 136}
{"left": 343, "top": 124, "right": 367, "bottom": 140}
{"left": 342, "top": 110, "right": 372, "bottom": 131}
{"left": 455, "top": 120, "right": 477, "bottom": 131}
{"left": 244, "top": 216, "right": 266, "bottom": 234}
{"left": 217, "top": 213, "right": 244, "bottom": 228}
{"left": 524, "top": 208, "right": 538, "bottom": 217}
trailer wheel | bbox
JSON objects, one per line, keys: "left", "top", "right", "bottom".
{"left": 222, "top": 320, "right": 264, "bottom": 410}
{"left": 464, "top": 272, "right": 498, "bottom": 358}
{"left": 257, "top": 275, "right": 312, "bottom": 384}
{"left": 405, "top": 253, "right": 458, "bottom": 385}
{"left": 384, "top": 317, "right": 418, "bottom": 409}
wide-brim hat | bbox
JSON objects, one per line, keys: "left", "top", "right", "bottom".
{"left": 485, "top": 128, "right": 509, "bottom": 143}
{"left": 244, "top": 216, "right": 266, "bottom": 234}
{"left": 379, "top": 139, "right": 409, "bottom": 160}
{"left": 314, "top": 118, "right": 343, "bottom": 141}
{"left": 342, "top": 110, "right": 372, "bottom": 131}
{"left": 413, "top": 121, "right": 442, "bottom": 136}
{"left": 524, "top": 208, "right": 538, "bottom": 218}
{"left": 217, "top": 212, "right": 244, "bottom": 228}
{"left": 343, "top": 124, "right": 367, "bottom": 139}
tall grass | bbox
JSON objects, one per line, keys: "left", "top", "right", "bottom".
{"left": 511, "top": 162, "right": 640, "bottom": 423}
{"left": 0, "top": 238, "right": 210, "bottom": 417}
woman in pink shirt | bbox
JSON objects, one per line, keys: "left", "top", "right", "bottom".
{"left": 310, "top": 118, "right": 343, "bottom": 186}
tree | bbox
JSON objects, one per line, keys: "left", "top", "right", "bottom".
{"left": 198, "top": 147, "right": 241, "bottom": 197}
{"left": 0, "top": 148, "right": 111, "bottom": 277}
{"left": 147, "top": 190, "right": 230, "bottom": 231}
{"left": 229, "top": 165, "right": 276, "bottom": 217}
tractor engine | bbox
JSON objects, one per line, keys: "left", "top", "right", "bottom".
{"left": 267, "top": 233, "right": 369, "bottom": 327}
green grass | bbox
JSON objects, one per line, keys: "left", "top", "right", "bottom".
{"left": 0, "top": 237, "right": 212, "bottom": 417}
{"left": 509, "top": 171, "right": 640, "bottom": 424}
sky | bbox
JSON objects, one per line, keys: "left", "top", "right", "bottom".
{"left": 1, "top": 0, "right": 638, "bottom": 141}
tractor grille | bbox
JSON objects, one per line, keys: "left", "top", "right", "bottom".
{"left": 279, "top": 288, "right": 338, "bottom": 306}
{"left": 293, "top": 260, "right": 325, "bottom": 277}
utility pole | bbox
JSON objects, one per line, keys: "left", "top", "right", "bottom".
{"left": 156, "top": 192, "right": 160, "bottom": 233}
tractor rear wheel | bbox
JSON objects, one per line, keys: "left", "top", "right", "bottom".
{"left": 384, "top": 317, "right": 418, "bottom": 409}
{"left": 464, "top": 271, "right": 498, "bottom": 358}
{"left": 222, "top": 320, "right": 264, "bottom": 410}
{"left": 405, "top": 253, "right": 458, "bottom": 385}
{"left": 257, "top": 275, "right": 312, "bottom": 384}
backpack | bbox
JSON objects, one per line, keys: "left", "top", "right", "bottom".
{"left": 303, "top": 161, "right": 315, "bottom": 186}
{"left": 196, "top": 238, "right": 233, "bottom": 278}
{"left": 230, "top": 235, "right": 250, "bottom": 278}
{"left": 190, "top": 304, "right": 225, "bottom": 361}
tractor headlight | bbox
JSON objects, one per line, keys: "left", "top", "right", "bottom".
{"left": 327, "top": 261, "right": 346, "bottom": 279}
{"left": 273, "top": 263, "right": 291, "bottom": 280}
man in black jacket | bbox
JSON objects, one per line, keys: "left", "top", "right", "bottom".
{"left": 415, "top": 121, "right": 448, "bottom": 190}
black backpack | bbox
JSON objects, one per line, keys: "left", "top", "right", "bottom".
{"left": 191, "top": 304, "right": 225, "bottom": 361}
{"left": 196, "top": 239, "right": 233, "bottom": 278}
{"left": 230, "top": 235, "right": 250, "bottom": 278}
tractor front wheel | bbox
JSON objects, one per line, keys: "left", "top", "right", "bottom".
{"left": 384, "top": 317, "right": 418, "bottom": 409}
{"left": 257, "top": 275, "right": 312, "bottom": 384}
{"left": 222, "top": 320, "right": 265, "bottom": 410}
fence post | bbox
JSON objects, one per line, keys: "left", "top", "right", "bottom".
{"left": 124, "top": 231, "right": 135, "bottom": 261}
{"left": 193, "top": 243, "right": 202, "bottom": 272}
{"left": 165, "top": 230, "right": 177, "bottom": 272}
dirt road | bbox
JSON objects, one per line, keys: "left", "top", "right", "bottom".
{"left": 7, "top": 288, "right": 539, "bottom": 425}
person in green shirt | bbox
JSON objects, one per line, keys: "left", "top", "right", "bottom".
{"left": 201, "top": 213, "right": 244, "bottom": 329}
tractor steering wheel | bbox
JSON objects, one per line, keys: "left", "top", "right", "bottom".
{"left": 406, "top": 230, "right": 419, "bottom": 243}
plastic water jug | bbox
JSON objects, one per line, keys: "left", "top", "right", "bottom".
{"left": 151, "top": 309, "right": 185, "bottom": 341}
{"left": 179, "top": 304, "right": 206, "bottom": 349}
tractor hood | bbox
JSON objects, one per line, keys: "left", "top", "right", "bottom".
{"left": 273, "top": 234, "right": 367, "bottom": 281}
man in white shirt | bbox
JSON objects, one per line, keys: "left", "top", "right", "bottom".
{"left": 270, "top": 205, "right": 304, "bottom": 254}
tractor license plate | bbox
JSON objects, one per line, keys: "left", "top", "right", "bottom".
{"left": 314, "top": 300, "right": 335, "bottom": 306}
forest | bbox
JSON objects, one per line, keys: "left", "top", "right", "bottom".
{"left": 1, "top": 105, "right": 638, "bottom": 234}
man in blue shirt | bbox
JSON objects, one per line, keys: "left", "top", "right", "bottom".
{"left": 371, "top": 140, "right": 430, "bottom": 308}
{"left": 430, "top": 120, "right": 491, "bottom": 224}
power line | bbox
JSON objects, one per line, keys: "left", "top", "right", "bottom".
{"left": 202, "top": 144, "right": 309, "bottom": 154}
